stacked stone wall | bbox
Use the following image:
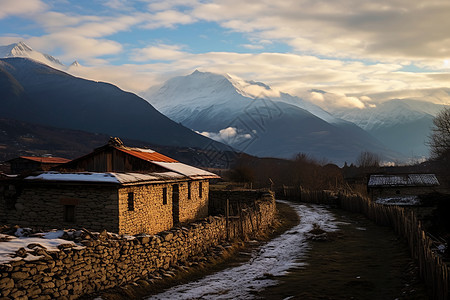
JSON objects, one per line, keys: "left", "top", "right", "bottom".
{"left": 178, "top": 180, "right": 209, "bottom": 223}
{"left": 370, "top": 186, "right": 439, "bottom": 199}
{"left": 0, "top": 180, "right": 211, "bottom": 236}
{"left": 0, "top": 191, "right": 275, "bottom": 299}
{"left": 0, "top": 184, "right": 119, "bottom": 233}
{"left": 118, "top": 183, "right": 173, "bottom": 235}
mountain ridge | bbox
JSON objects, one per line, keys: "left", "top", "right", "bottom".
{"left": 0, "top": 57, "right": 229, "bottom": 157}
{"left": 144, "top": 70, "right": 398, "bottom": 164}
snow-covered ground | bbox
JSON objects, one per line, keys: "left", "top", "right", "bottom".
{"left": 147, "top": 202, "right": 338, "bottom": 300}
{"left": 0, "top": 229, "right": 79, "bottom": 263}
{"left": 375, "top": 196, "right": 421, "bottom": 206}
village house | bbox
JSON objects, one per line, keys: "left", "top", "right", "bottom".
{"left": 6, "top": 156, "right": 71, "bottom": 174}
{"left": 367, "top": 173, "right": 440, "bottom": 205}
{"left": 0, "top": 138, "right": 219, "bottom": 235}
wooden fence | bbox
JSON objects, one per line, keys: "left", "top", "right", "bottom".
{"left": 279, "top": 186, "right": 449, "bottom": 300}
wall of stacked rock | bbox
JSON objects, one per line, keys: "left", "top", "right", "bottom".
{"left": 0, "top": 191, "right": 276, "bottom": 299}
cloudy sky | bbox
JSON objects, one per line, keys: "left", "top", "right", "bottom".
{"left": 1, "top": 0, "right": 450, "bottom": 109}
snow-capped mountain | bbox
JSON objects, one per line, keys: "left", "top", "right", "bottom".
{"left": 145, "top": 70, "right": 342, "bottom": 125}
{"left": 143, "top": 70, "right": 398, "bottom": 164}
{"left": 331, "top": 99, "right": 448, "bottom": 157}
{"left": 0, "top": 42, "right": 64, "bottom": 68}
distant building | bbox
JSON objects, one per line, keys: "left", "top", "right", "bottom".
{"left": 0, "top": 138, "right": 219, "bottom": 235}
{"left": 7, "top": 156, "right": 71, "bottom": 174}
{"left": 367, "top": 174, "right": 440, "bottom": 205}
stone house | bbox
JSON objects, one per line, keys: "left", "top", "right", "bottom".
{"left": 367, "top": 174, "right": 440, "bottom": 204}
{"left": 0, "top": 139, "right": 219, "bottom": 235}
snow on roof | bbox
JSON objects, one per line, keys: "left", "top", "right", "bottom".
{"left": 368, "top": 174, "right": 439, "bottom": 187}
{"left": 151, "top": 161, "right": 220, "bottom": 179}
{"left": 25, "top": 172, "right": 120, "bottom": 183}
{"left": 25, "top": 171, "right": 188, "bottom": 184}
{"left": 112, "top": 172, "right": 184, "bottom": 183}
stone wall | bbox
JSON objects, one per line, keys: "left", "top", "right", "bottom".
{"left": 118, "top": 183, "right": 173, "bottom": 235}
{"left": 0, "top": 183, "right": 120, "bottom": 233}
{"left": 0, "top": 191, "right": 276, "bottom": 299}
{"left": 369, "top": 186, "right": 440, "bottom": 200}
{"left": 178, "top": 180, "right": 209, "bottom": 223}
{"left": 209, "top": 189, "right": 271, "bottom": 215}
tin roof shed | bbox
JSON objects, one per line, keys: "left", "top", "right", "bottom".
{"left": 368, "top": 174, "right": 439, "bottom": 188}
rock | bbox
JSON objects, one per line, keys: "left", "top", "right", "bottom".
{"left": 40, "top": 281, "right": 55, "bottom": 289}
{"left": 139, "top": 236, "right": 150, "bottom": 244}
{"left": 15, "top": 247, "right": 28, "bottom": 258}
{"left": 81, "top": 240, "right": 94, "bottom": 247}
{"left": 0, "top": 277, "right": 14, "bottom": 289}
{"left": 27, "top": 243, "right": 46, "bottom": 250}
{"left": 11, "top": 271, "right": 29, "bottom": 280}
{"left": 160, "top": 231, "right": 173, "bottom": 241}
{"left": 58, "top": 243, "right": 75, "bottom": 250}
{"left": 0, "top": 264, "right": 13, "bottom": 272}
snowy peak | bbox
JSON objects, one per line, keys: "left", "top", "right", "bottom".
{"left": 144, "top": 70, "right": 341, "bottom": 124}
{"left": 8, "top": 41, "right": 33, "bottom": 54}
{"left": 332, "top": 99, "right": 446, "bottom": 131}
{"left": 70, "top": 60, "right": 81, "bottom": 67}
{"left": 0, "top": 42, "right": 64, "bottom": 68}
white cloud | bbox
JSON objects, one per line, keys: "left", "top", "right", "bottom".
{"left": 146, "top": 0, "right": 200, "bottom": 12}
{"left": 2, "top": 0, "right": 449, "bottom": 111}
{"left": 191, "top": 0, "right": 450, "bottom": 67}
{"left": 197, "top": 127, "right": 252, "bottom": 145}
{"left": 131, "top": 44, "right": 187, "bottom": 61}
{"left": 139, "top": 10, "right": 196, "bottom": 29}
{"left": 241, "top": 44, "right": 264, "bottom": 50}
{"left": 0, "top": 0, "right": 47, "bottom": 19}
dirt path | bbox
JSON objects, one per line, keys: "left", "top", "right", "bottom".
{"left": 89, "top": 202, "right": 428, "bottom": 299}
{"left": 260, "top": 206, "right": 429, "bottom": 300}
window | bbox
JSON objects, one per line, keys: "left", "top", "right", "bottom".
{"left": 188, "top": 182, "right": 191, "bottom": 200}
{"left": 396, "top": 190, "right": 400, "bottom": 195}
{"left": 127, "top": 192, "right": 134, "bottom": 211}
{"left": 64, "top": 205, "right": 75, "bottom": 222}
{"left": 199, "top": 181, "right": 203, "bottom": 198}
{"left": 163, "top": 187, "right": 167, "bottom": 205}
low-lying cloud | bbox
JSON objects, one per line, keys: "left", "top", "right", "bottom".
{"left": 197, "top": 127, "right": 253, "bottom": 145}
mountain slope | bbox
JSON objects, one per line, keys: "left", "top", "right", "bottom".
{"left": 331, "top": 99, "right": 447, "bottom": 157}
{"left": 144, "top": 71, "right": 397, "bottom": 164}
{"left": 0, "top": 58, "right": 226, "bottom": 153}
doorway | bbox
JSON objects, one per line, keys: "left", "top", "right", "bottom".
{"left": 172, "top": 184, "right": 180, "bottom": 224}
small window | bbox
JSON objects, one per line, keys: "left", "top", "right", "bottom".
{"left": 396, "top": 190, "right": 400, "bottom": 195}
{"left": 64, "top": 205, "right": 75, "bottom": 223}
{"left": 127, "top": 192, "right": 134, "bottom": 211}
{"left": 188, "top": 182, "right": 191, "bottom": 200}
{"left": 199, "top": 181, "right": 203, "bottom": 198}
{"left": 163, "top": 187, "right": 167, "bottom": 205}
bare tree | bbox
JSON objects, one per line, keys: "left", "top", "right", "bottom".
{"left": 428, "top": 107, "right": 450, "bottom": 159}
{"left": 356, "top": 151, "right": 380, "bottom": 168}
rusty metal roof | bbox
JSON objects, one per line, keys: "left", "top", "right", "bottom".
{"left": 368, "top": 174, "right": 439, "bottom": 187}
{"left": 19, "top": 156, "right": 71, "bottom": 164}
{"left": 115, "top": 146, "right": 219, "bottom": 179}
{"left": 115, "top": 147, "right": 178, "bottom": 163}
